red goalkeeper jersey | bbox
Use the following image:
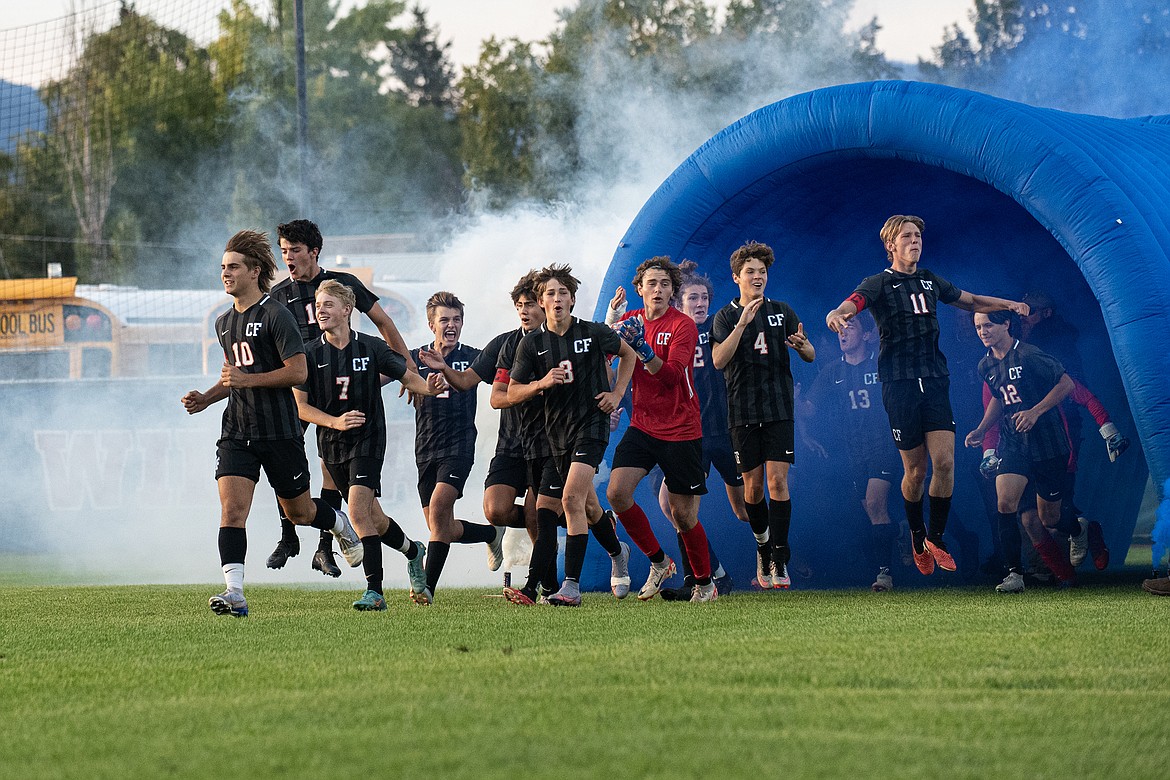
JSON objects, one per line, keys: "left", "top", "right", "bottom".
{"left": 620, "top": 307, "right": 702, "bottom": 441}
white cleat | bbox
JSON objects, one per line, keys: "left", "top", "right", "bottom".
{"left": 1069, "top": 517, "right": 1089, "bottom": 567}
{"left": 610, "top": 542, "right": 632, "bottom": 599}
{"left": 996, "top": 570, "right": 1025, "bottom": 593}
{"left": 486, "top": 526, "right": 506, "bottom": 572}
{"left": 638, "top": 556, "right": 676, "bottom": 601}
{"left": 755, "top": 547, "right": 773, "bottom": 590}
{"left": 690, "top": 579, "right": 718, "bottom": 603}
{"left": 331, "top": 509, "right": 363, "bottom": 567}
{"left": 871, "top": 566, "right": 893, "bottom": 592}
{"left": 772, "top": 562, "right": 791, "bottom": 590}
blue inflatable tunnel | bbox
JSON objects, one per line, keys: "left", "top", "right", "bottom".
{"left": 582, "top": 80, "right": 1170, "bottom": 590}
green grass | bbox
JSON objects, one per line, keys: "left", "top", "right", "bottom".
{"left": 1, "top": 584, "right": 1167, "bottom": 779}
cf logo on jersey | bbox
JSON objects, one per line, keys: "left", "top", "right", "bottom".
{"left": 655, "top": 332, "right": 671, "bottom": 346}
{"left": 921, "top": 280, "right": 934, "bottom": 290}
{"left": 892, "top": 428, "right": 902, "bottom": 442}
{"left": 864, "top": 372, "right": 878, "bottom": 385}
{"left": 1008, "top": 366, "right": 1023, "bottom": 380}
{"left": 573, "top": 338, "right": 593, "bottom": 353}
{"left": 451, "top": 361, "right": 470, "bottom": 371}
{"left": 698, "top": 331, "right": 709, "bottom": 345}
{"left": 352, "top": 357, "right": 370, "bottom": 372}
{"left": 767, "top": 313, "right": 785, "bottom": 327}
{"left": 245, "top": 322, "right": 263, "bottom": 337}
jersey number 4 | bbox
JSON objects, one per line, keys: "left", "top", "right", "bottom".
{"left": 753, "top": 332, "right": 768, "bottom": 355}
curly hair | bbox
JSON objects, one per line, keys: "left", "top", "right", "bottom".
{"left": 729, "top": 241, "right": 775, "bottom": 276}
{"left": 677, "top": 259, "right": 714, "bottom": 300}
{"left": 277, "top": 219, "right": 323, "bottom": 253}
{"left": 632, "top": 256, "right": 683, "bottom": 295}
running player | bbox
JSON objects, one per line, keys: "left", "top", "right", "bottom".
{"left": 507, "top": 264, "right": 637, "bottom": 606}
{"left": 803, "top": 311, "right": 904, "bottom": 591}
{"left": 826, "top": 215, "right": 1027, "bottom": 576}
{"left": 409, "top": 292, "right": 503, "bottom": 605}
{"left": 181, "top": 230, "right": 362, "bottom": 617}
{"left": 605, "top": 256, "right": 718, "bottom": 602}
{"left": 712, "top": 241, "right": 815, "bottom": 589}
{"left": 294, "top": 281, "right": 444, "bottom": 610}
{"left": 964, "top": 310, "right": 1076, "bottom": 591}
{"left": 266, "top": 219, "right": 414, "bottom": 577}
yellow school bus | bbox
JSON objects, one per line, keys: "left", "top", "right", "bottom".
{"left": 0, "top": 278, "right": 119, "bottom": 379}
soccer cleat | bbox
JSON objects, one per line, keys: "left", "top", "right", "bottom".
{"left": 312, "top": 549, "right": 342, "bottom": 578}
{"left": 610, "top": 541, "right": 632, "bottom": 599}
{"left": 1069, "top": 517, "right": 1089, "bottom": 566}
{"left": 410, "top": 587, "right": 433, "bottom": 606}
{"left": 503, "top": 586, "right": 536, "bottom": 606}
{"left": 996, "top": 570, "right": 1025, "bottom": 593}
{"left": 266, "top": 537, "right": 300, "bottom": 569}
{"left": 1141, "top": 576, "right": 1170, "bottom": 596}
{"left": 486, "top": 526, "right": 506, "bottom": 572}
{"left": 772, "top": 562, "right": 791, "bottom": 590}
{"left": 1086, "top": 520, "right": 1110, "bottom": 570}
{"left": 713, "top": 571, "right": 734, "bottom": 596}
{"left": 209, "top": 590, "right": 248, "bottom": 617}
{"left": 924, "top": 536, "right": 956, "bottom": 572}
{"left": 871, "top": 566, "right": 893, "bottom": 592}
{"left": 352, "top": 589, "right": 387, "bottom": 611}
{"left": 755, "top": 546, "right": 773, "bottom": 590}
{"left": 405, "top": 541, "right": 427, "bottom": 596}
{"left": 897, "top": 525, "right": 915, "bottom": 567}
{"left": 637, "top": 556, "right": 676, "bottom": 601}
{"left": 659, "top": 583, "right": 694, "bottom": 602}
{"left": 546, "top": 582, "right": 582, "bottom": 607}
{"left": 912, "top": 534, "right": 936, "bottom": 575}
{"left": 331, "top": 510, "right": 364, "bottom": 567}
{"left": 690, "top": 580, "right": 718, "bottom": 603}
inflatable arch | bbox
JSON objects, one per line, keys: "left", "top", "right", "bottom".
{"left": 583, "top": 80, "right": 1169, "bottom": 589}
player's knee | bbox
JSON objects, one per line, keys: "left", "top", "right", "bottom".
{"left": 605, "top": 483, "right": 632, "bottom": 512}
{"left": 996, "top": 499, "right": 1018, "bottom": 514}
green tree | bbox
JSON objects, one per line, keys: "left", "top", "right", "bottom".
{"left": 387, "top": 4, "right": 457, "bottom": 109}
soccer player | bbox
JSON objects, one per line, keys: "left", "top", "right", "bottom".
{"left": 294, "top": 280, "right": 444, "bottom": 610}
{"left": 604, "top": 256, "right": 719, "bottom": 602}
{"left": 507, "top": 264, "right": 637, "bottom": 606}
{"left": 964, "top": 310, "right": 1077, "bottom": 591}
{"left": 409, "top": 292, "right": 503, "bottom": 605}
{"left": 826, "top": 215, "right": 1027, "bottom": 576}
{"left": 803, "top": 311, "right": 905, "bottom": 591}
{"left": 712, "top": 241, "right": 815, "bottom": 589}
{"left": 181, "top": 230, "right": 362, "bottom": 618}
{"left": 266, "top": 219, "right": 414, "bottom": 578}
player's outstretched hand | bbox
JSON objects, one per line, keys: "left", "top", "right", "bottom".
{"left": 616, "top": 315, "right": 656, "bottom": 363}
{"left": 825, "top": 310, "right": 853, "bottom": 334}
{"left": 417, "top": 346, "right": 446, "bottom": 371}
{"left": 964, "top": 429, "right": 984, "bottom": 449}
{"left": 609, "top": 287, "right": 626, "bottom": 311}
{"left": 786, "top": 322, "right": 809, "bottom": 351}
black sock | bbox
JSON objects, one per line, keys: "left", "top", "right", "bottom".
{"left": 361, "top": 536, "right": 383, "bottom": 594}
{"left": 998, "top": 512, "right": 1023, "bottom": 572}
{"left": 276, "top": 490, "right": 298, "bottom": 543}
{"left": 380, "top": 519, "right": 407, "bottom": 552}
{"left": 309, "top": 498, "right": 337, "bottom": 531}
{"left": 745, "top": 499, "right": 769, "bottom": 536}
{"left": 870, "top": 523, "right": 896, "bottom": 569}
{"left": 927, "top": 495, "right": 952, "bottom": 539}
{"left": 676, "top": 532, "right": 694, "bottom": 580}
{"left": 508, "top": 504, "right": 528, "bottom": 529}
{"left": 218, "top": 526, "right": 247, "bottom": 565}
{"left": 563, "top": 533, "right": 588, "bottom": 583}
{"left": 904, "top": 498, "right": 926, "bottom": 541}
{"left": 526, "top": 509, "right": 560, "bottom": 592}
{"left": 589, "top": 514, "right": 622, "bottom": 556}
{"left": 320, "top": 488, "right": 343, "bottom": 511}
{"left": 768, "top": 498, "right": 792, "bottom": 552}
{"left": 707, "top": 539, "right": 722, "bottom": 576}
{"left": 543, "top": 557, "right": 559, "bottom": 594}
{"left": 424, "top": 541, "right": 450, "bottom": 593}
{"left": 457, "top": 520, "right": 497, "bottom": 544}
{"left": 1054, "top": 508, "right": 1081, "bottom": 537}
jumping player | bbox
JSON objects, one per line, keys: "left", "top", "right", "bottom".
{"left": 508, "top": 264, "right": 636, "bottom": 606}
{"left": 181, "top": 230, "right": 362, "bottom": 617}
{"left": 605, "top": 256, "right": 718, "bottom": 602}
{"left": 964, "top": 310, "right": 1076, "bottom": 591}
{"left": 826, "top": 215, "right": 1027, "bottom": 576}
{"left": 266, "top": 219, "right": 414, "bottom": 577}
{"left": 294, "top": 281, "right": 444, "bottom": 610}
{"left": 712, "top": 241, "right": 816, "bottom": 589}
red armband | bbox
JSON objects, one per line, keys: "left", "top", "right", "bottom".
{"left": 494, "top": 368, "right": 510, "bottom": 384}
{"left": 846, "top": 292, "right": 867, "bottom": 313}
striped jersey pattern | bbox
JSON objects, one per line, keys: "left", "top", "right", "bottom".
{"left": 411, "top": 342, "right": 480, "bottom": 464}
{"left": 497, "top": 327, "right": 552, "bottom": 461}
{"left": 711, "top": 298, "right": 802, "bottom": 428}
{"left": 852, "top": 267, "right": 961, "bottom": 381}
{"left": 216, "top": 295, "right": 305, "bottom": 441}
{"left": 692, "top": 318, "right": 731, "bottom": 442}
{"left": 300, "top": 331, "right": 406, "bottom": 463}
{"left": 269, "top": 269, "right": 381, "bottom": 342}
{"left": 978, "top": 341, "right": 1070, "bottom": 461}
{"left": 808, "top": 351, "right": 890, "bottom": 460}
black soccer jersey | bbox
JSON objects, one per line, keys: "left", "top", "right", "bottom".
{"left": 978, "top": 341, "right": 1070, "bottom": 461}
{"left": 269, "top": 269, "right": 381, "bottom": 342}
{"left": 852, "top": 267, "right": 961, "bottom": 381}
{"left": 692, "top": 319, "right": 731, "bottom": 442}
{"left": 216, "top": 295, "right": 305, "bottom": 441}
{"left": 711, "top": 298, "right": 802, "bottom": 428}
{"left": 300, "top": 331, "right": 406, "bottom": 463}
{"left": 510, "top": 318, "right": 622, "bottom": 455}
{"left": 470, "top": 330, "right": 525, "bottom": 459}
{"left": 809, "top": 351, "right": 889, "bottom": 458}
{"left": 497, "top": 328, "right": 552, "bottom": 461}
{"left": 411, "top": 341, "right": 480, "bottom": 464}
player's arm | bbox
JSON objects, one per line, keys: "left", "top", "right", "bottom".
{"left": 786, "top": 321, "right": 815, "bottom": 363}
{"left": 952, "top": 291, "right": 1029, "bottom": 315}
{"left": 965, "top": 395, "right": 1004, "bottom": 448}
{"left": 596, "top": 341, "right": 637, "bottom": 414}
{"left": 365, "top": 304, "right": 416, "bottom": 371}
{"left": 604, "top": 287, "right": 627, "bottom": 326}
{"left": 1012, "top": 373, "right": 1074, "bottom": 433}
{"left": 293, "top": 387, "right": 366, "bottom": 431}
{"left": 415, "top": 346, "right": 481, "bottom": 392}
{"left": 221, "top": 353, "right": 308, "bottom": 389}
{"left": 711, "top": 299, "right": 762, "bottom": 369}
{"left": 180, "top": 381, "right": 229, "bottom": 414}
{"left": 825, "top": 294, "right": 863, "bottom": 334}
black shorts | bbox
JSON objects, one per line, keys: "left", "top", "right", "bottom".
{"left": 528, "top": 455, "right": 564, "bottom": 500}
{"left": 703, "top": 437, "right": 743, "bottom": 486}
{"left": 554, "top": 437, "right": 608, "bottom": 483}
{"left": 485, "top": 452, "right": 528, "bottom": 493}
{"left": 998, "top": 451, "right": 1067, "bottom": 503}
{"left": 881, "top": 377, "right": 955, "bottom": 451}
{"left": 416, "top": 457, "right": 473, "bottom": 506}
{"left": 849, "top": 446, "right": 902, "bottom": 486}
{"left": 613, "top": 427, "right": 707, "bottom": 496}
{"left": 324, "top": 456, "right": 382, "bottom": 497}
{"left": 730, "top": 420, "right": 795, "bottom": 473}
{"left": 215, "top": 437, "right": 310, "bottom": 499}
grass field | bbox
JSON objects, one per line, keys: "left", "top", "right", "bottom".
{"left": 1, "top": 581, "right": 1167, "bottom": 779}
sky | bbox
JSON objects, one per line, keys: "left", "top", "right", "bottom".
{"left": 1, "top": 0, "right": 974, "bottom": 86}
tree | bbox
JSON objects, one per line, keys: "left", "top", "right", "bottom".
{"left": 386, "top": 4, "right": 457, "bottom": 109}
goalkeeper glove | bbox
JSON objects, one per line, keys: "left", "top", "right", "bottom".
{"left": 1099, "top": 422, "right": 1130, "bottom": 463}
{"left": 979, "top": 449, "right": 1001, "bottom": 479}
{"left": 616, "top": 316, "right": 656, "bottom": 363}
